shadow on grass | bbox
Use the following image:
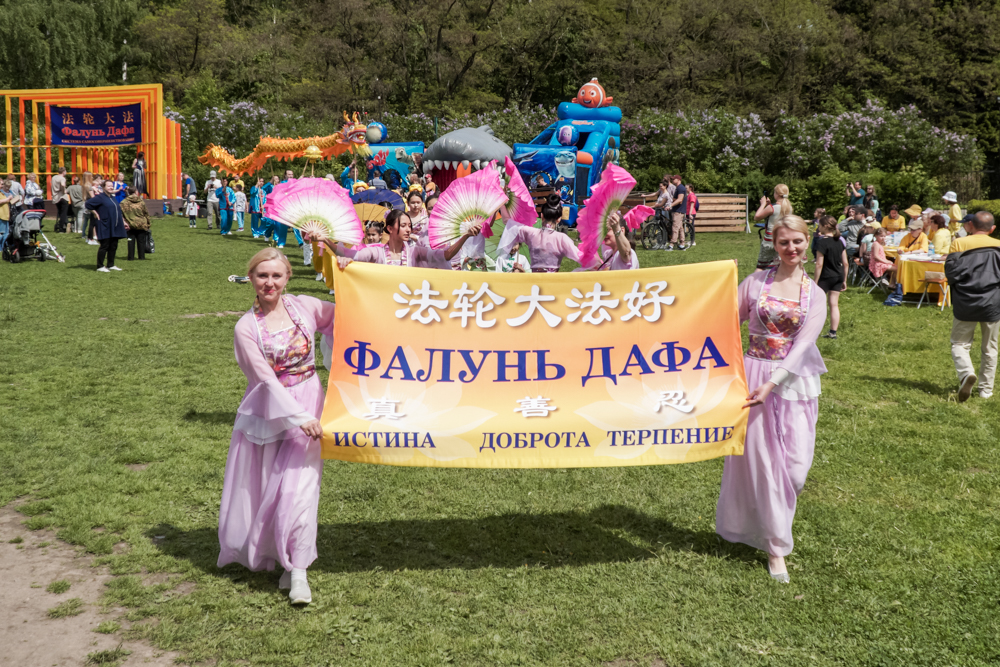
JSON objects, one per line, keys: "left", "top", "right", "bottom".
{"left": 182, "top": 409, "right": 238, "bottom": 425}
{"left": 880, "top": 376, "right": 954, "bottom": 396}
{"left": 147, "top": 504, "right": 757, "bottom": 587}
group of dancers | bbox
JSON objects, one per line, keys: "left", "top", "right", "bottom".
{"left": 218, "top": 180, "right": 825, "bottom": 604}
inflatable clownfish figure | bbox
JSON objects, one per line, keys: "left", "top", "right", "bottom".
{"left": 572, "top": 78, "right": 613, "bottom": 108}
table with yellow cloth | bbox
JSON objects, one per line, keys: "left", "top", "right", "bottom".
{"left": 885, "top": 248, "right": 946, "bottom": 302}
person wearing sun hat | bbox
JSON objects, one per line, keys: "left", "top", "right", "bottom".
{"left": 942, "top": 191, "right": 962, "bottom": 233}
{"left": 903, "top": 204, "right": 923, "bottom": 221}
{"left": 898, "top": 217, "right": 929, "bottom": 254}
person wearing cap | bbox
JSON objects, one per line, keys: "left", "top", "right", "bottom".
{"left": 204, "top": 170, "right": 221, "bottom": 230}
{"left": 883, "top": 205, "right": 905, "bottom": 232}
{"left": 898, "top": 218, "right": 929, "bottom": 253}
{"left": 944, "top": 211, "right": 1000, "bottom": 401}
{"left": 942, "top": 191, "right": 962, "bottom": 233}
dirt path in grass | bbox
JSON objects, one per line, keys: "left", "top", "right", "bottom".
{"left": 0, "top": 506, "right": 180, "bottom": 667}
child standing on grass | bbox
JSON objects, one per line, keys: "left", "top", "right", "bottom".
{"left": 234, "top": 184, "right": 247, "bottom": 233}
{"left": 186, "top": 195, "right": 199, "bottom": 229}
{"left": 813, "top": 215, "right": 848, "bottom": 339}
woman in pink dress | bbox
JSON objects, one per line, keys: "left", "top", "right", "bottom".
{"left": 497, "top": 193, "right": 580, "bottom": 272}
{"left": 331, "top": 209, "right": 481, "bottom": 269}
{"left": 592, "top": 212, "right": 638, "bottom": 271}
{"left": 716, "top": 215, "right": 828, "bottom": 583}
{"left": 218, "top": 248, "right": 336, "bottom": 605}
{"left": 406, "top": 191, "right": 430, "bottom": 247}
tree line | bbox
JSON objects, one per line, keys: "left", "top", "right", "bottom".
{"left": 3, "top": 0, "right": 1000, "bottom": 189}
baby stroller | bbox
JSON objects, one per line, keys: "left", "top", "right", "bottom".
{"left": 2, "top": 208, "right": 63, "bottom": 263}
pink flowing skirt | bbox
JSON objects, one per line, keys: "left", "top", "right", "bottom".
{"left": 715, "top": 356, "right": 817, "bottom": 556}
{"left": 217, "top": 375, "right": 324, "bottom": 572}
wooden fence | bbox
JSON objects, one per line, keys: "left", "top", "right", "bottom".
{"left": 529, "top": 189, "right": 749, "bottom": 232}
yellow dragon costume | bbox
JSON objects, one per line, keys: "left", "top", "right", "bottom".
{"left": 198, "top": 111, "right": 372, "bottom": 176}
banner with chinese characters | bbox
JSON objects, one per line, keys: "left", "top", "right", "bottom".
{"left": 320, "top": 260, "right": 748, "bottom": 467}
{"left": 50, "top": 104, "right": 142, "bottom": 146}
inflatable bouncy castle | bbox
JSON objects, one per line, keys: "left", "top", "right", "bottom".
{"left": 512, "top": 78, "right": 622, "bottom": 225}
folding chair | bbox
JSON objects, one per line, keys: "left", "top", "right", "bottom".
{"left": 917, "top": 271, "right": 950, "bottom": 311}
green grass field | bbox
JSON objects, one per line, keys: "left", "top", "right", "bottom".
{"left": 1, "top": 218, "right": 997, "bottom": 666}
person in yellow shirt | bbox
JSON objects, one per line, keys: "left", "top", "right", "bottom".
{"left": 942, "top": 191, "right": 962, "bottom": 233}
{"left": 927, "top": 214, "right": 951, "bottom": 254}
{"left": 950, "top": 212, "right": 1000, "bottom": 253}
{"left": 898, "top": 218, "right": 929, "bottom": 253}
{"left": 883, "top": 205, "right": 906, "bottom": 232}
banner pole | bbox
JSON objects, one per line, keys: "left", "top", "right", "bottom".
{"left": 31, "top": 100, "right": 40, "bottom": 181}
{"left": 3, "top": 96, "right": 10, "bottom": 174}
{"left": 44, "top": 103, "right": 52, "bottom": 199}
{"left": 18, "top": 97, "right": 26, "bottom": 185}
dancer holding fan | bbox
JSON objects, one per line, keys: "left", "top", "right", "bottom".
{"left": 332, "top": 209, "right": 481, "bottom": 269}
{"left": 218, "top": 248, "right": 337, "bottom": 607}
{"left": 427, "top": 166, "right": 510, "bottom": 269}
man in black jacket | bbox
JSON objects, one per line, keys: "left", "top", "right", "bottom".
{"left": 944, "top": 211, "right": 1000, "bottom": 401}
{"left": 85, "top": 180, "right": 127, "bottom": 273}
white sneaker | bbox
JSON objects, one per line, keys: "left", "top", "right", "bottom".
{"left": 96, "top": 266, "right": 110, "bottom": 273}
{"left": 329, "top": 289, "right": 335, "bottom": 295}
{"left": 289, "top": 569, "right": 311, "bottom": 605}
{"left": 88, "top": 240, "right": 99, "bottom": 246}
{"left": 315, "top": 273, "right": 325, "bottom": 281}
{"left": 226, "top": 232, "right": 233, "bottom": 235}
{"left": 109, "top": 266, "right": 123, "bottom": 271}
{"left": 278, "top": 570, "right": 291, "bottom": 590}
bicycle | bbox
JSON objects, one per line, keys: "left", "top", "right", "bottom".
{"left": 640, "top": 210, "right": 670, "bottom": 250}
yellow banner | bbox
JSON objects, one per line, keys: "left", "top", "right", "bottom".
{"left": 320, "top": 260, "right": 748, "bottom": 467}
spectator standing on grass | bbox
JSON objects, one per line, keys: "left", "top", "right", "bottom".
{"left": 181, "top": 172, "right": 197, "bottom": 200}
{"left": 863, "top": 185, "right": 879, "bottom": 218}
{"left": 942, "top": 191, "right": 962, "bottom": 233}
{"left": 250, "top": 177, "right": 267, "bottom": 238}
{"left": 86, "top": 179, "right": 126, "bottom": 272}
{"left": 122, "top": 186, "right": 151, "bottom": 261}
{"left": 67, "top": 176, "right": 85, "bottom": 234}
{"left": 132, "top": 152, "right": 148, "bottom": 197}
{"left": 754, "top": 183, "right": 793, "bottom": 269}
{"left": 686, "top": 185, "right": 700, "bottom": 247}
{"left": 945, "top": 211, "right": 1000, "bottom": 402}
{"left": 667, "top": 174, "right": 688, "bottom": 251}
{"left": 234, "top": 184, "right": 248, "bottom": 233}
{"left": 186, "top": 195, "right": 199, "bottom": 229}
{"left": 813, "top": 215, "right": 848, "bottom": 339}
{"left": 847, "top": 181, "right": 864, "bottom": 207}
{"left": 716, "top": 215, "right": 827, "bottom": 584}
{"left": 5, "top": 175, "right": 25, "bottom": 217}
{"left": 205, "top": 170, "right": 221, "bottom": 230}
{"left": 51, "top": 167, "right": 70, "bottom": 233}
{"left": 217, "top": 178, "right": 236, "bottom": 235}
{"left": 0, "top": 181, "right": 11, "bottom": 252}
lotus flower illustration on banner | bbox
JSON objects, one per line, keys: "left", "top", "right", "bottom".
{"left": 427, "top": 167, "right": 508, "bottom": 249}
{"left": 575, "top": 362, "right": 738, "bottom": 462}
{"left": 576, "top": 164, "right": 637, "bottom": 267}
{"left": 331, "top": 347, "right": 496, "bottom": 463}
{"left": 263, "top": 177, "right": 364, "bottom": 244}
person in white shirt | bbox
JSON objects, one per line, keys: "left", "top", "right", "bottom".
{"left": 495, "top": 242, "right": 531, "bottom": 273}
{"left": 204, "top": 170, "right": 221, "bottom": 229}
{"left": 185, "top": 195, "right": 199, "bottom": 228}
{"left": 234, "top": 184, "right": 248, "bottom": 233}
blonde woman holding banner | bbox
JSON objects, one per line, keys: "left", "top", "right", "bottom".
{"left": 754, "top": 184, "right": 794, "bottom": 270}
{"left": 218, "top": 248, "right": 336, "bottom": 606}
{"left": 716, "top": 215, "right": 827, "bottom": 583}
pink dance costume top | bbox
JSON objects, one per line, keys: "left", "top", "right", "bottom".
{"left": 868, "top": 242, "right": 894, "bottom": 278}
{"left": 498, "top": 222, "right": 580, "bottom": 272}
{"left": 351, "top": 241, "right": 452, "bottom": 269}
{"left": 218, "top": 294, "right": 335, "bottom": 573}
{"left": 715, "top": 268, "right": 827, "bottom": 557}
